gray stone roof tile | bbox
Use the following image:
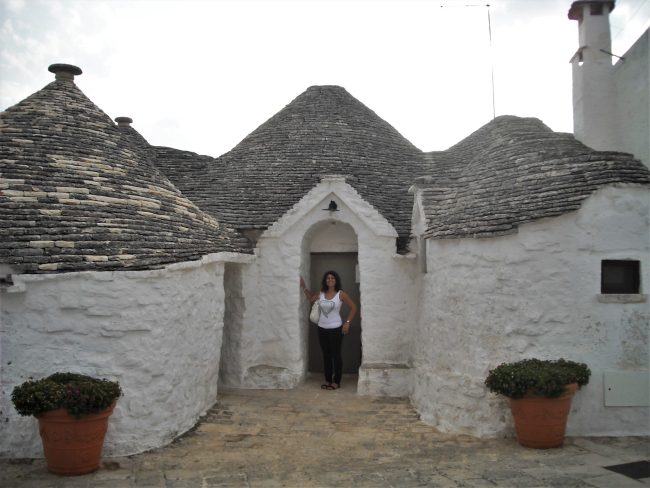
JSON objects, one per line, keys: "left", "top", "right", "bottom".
{"left": 0, "top": 68, "right": 251, "bottom": 274}
{"left": 418, "top": 116, "right": 650, "bottom": 239}
{"left": 152, "top": 86, "right": 431, "bottom": 252}
{"left": 5, "top": 67, "right": 647, "bottom": 268}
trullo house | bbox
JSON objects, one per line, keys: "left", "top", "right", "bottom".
{"left": 1, "top": 0, "right": 648, "bottom": 458}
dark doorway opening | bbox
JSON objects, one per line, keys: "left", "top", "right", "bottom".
{"left": 308, "top": 252, "right": 362, "bottom": 374}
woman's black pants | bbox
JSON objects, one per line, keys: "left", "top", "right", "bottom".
{"left": 318, "top": 326, "right": 343, "bottom": 385}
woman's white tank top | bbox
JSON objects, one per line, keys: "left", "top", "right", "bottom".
{"left": 318, "top": 291, "right": 343, "bottom": 329}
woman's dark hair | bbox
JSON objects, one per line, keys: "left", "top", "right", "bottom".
{"left": 321, "top": 270, "right": 342, "bottom": 292}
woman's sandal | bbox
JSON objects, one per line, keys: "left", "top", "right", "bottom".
{"left": 321, "top": 383, "right": 338, "bottom": 390}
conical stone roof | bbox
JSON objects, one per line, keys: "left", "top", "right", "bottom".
{"left": 418, "top": 116, "right": 650, "bottom": 239}
{"left": 0, "top": 64, "right": 249, "bottom": 274}
{"left": 153, "top": 86, "right": 430, "bottom": 251}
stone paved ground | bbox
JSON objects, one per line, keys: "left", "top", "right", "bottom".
{"left": 2, "top": 375, "right": 648, "bottom": 487}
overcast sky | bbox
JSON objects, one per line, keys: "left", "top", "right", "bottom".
{"left": 1, "top": 0, "right": 648, "bottom": 157}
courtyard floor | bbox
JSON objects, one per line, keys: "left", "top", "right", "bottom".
{"left": 1, "top": 375, "right": 648, "bottom": 487}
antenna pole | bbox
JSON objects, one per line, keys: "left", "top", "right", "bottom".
{"left": 487, "top": 5, "right": 495, "bottom": 119}
{"left": 440, "top": 3, "right": 496, "bottom": 118}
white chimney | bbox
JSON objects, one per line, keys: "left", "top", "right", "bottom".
{"left": 568, "top": 1, "right": 621, "bottom": 152}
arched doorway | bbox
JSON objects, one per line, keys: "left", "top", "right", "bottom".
{"left": 303, "top": 221, "right": 362, "bottom": 376}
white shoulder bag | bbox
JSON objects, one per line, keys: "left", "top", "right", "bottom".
{"left": 309, "top": 299, "right": 320, "bottom": 324}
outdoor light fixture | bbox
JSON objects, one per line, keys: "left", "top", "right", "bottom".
{"left": 324, "top": 200, "right": 338, "bottom": 212}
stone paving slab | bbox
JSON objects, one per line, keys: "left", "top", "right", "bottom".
{"left": 1, "top": 375, "right": 648, "bottom": 487}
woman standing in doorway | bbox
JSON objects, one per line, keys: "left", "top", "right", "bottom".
{"left": 300, "top": 271, "right": 357, "bottom": 390}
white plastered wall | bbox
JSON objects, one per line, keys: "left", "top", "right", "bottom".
{"left": 222, "top": 176, "right": 418, "bottom": 395}
{"left": 411, "top": 185, "right": 650, "bottom": 437}
{"left": 0, "top": 254, "right": 237, "bottom": 458}
{"left": 614, "top": 30, "right": 649, "bottom": 168}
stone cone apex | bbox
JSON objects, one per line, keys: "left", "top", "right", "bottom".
{"left": 185, "top": 84, "right": 427, "bottom": 251}
{"left": 48, "top": 63, "right": 82, "bottom": 81}
{"left": 0, "top": 65, "right": 251, "bottom": 273}
{"left": 115, "top": 116, "right": 133, "bottom": 127}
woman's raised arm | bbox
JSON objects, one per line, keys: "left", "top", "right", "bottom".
{"left": 299, "top": 276, "right": 318, "bottom": 302}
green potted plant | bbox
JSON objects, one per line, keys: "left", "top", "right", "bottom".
{"left": 485, "top": 358, "right": 590, "bottom": 448}
{"left": 12, "top": 372, "right": 122, "bottom": 476}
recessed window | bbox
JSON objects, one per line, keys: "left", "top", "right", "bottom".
{"left": 601, "top": 260, "right": 640, "bottom": 294}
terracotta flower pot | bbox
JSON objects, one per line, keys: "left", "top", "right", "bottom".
{"left": 509, "top": 383, "right": 577, "bottom": 449}
{"left": 36, "top": 402, "right": 116, "bottom": 476}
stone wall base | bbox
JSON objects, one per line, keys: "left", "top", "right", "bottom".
{"left": 357, "top": 363, "right": 411, "bottom": 397}
{"left": 242, "top": 365, "right": 302, "bottom": 389}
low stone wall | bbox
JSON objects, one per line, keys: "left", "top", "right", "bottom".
{"left": 0, "top": 257, "right": 227, "bottom": 457}
{"left": 357, "top": 363, "right": 411, "bottom": 397}
{"left": 412, "top": 186, "right": 650, "bottom": 437}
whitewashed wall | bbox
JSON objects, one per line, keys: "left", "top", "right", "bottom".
{"left": 614, "top": 30, "right": 649, "bottom": 168}
{"left": 412, "top": 185, "right": 650, "bottom": 437}
{"left": 0, "top": 256, "right": 229, "bottom": 458}
{"left": 221, "top": 176, "right": 418, "bottom": 395}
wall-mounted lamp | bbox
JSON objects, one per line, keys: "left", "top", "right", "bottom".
{"left": 324, "top": 200, "right": 339, "bottom": 212}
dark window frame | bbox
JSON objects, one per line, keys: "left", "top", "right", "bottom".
{"left": 601, "top": 260, "right": 641, "bottom": 294}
